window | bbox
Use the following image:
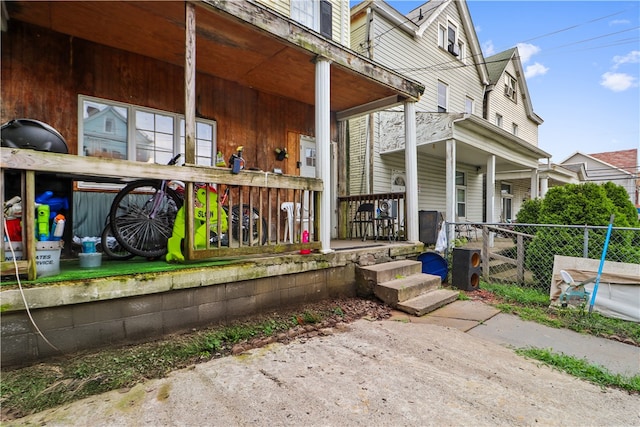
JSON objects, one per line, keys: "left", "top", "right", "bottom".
{"left": 456, "top": 171, "right": 466, "bottom": 218}
{"left": 465, "top": 97, "right": 474, "bottom": 114}
{"left": 501, "top": 183, "right": 513, "bottom": 222}
{"left": 305, "top": 147, "right": 316, "bottom": 167}
{"left": 495, "top": 113, "right": 503, "bottom": 128}
{"left": 512, "top": 123, "right": 518, "bottom": 136}
{"left": 438, "top": 21, "right": 459, "bottom": 56}
{"left": 504, "top": 73, "right": 517, "bottom": 102}
{"left": 79, "top": 96, "right": 216, "bottom": 167}
{"left": 291, "top": 0, "right": 332, "bottom": 38}
{"left": 437, "top": 81, "right": 448, "bottom": 113}
{"left": 104, "top": 117, "right": 115, "bottom": 134}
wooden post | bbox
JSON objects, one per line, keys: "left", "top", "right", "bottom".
{"left": 184, "top": 2, "right": 196, "bottom": 166}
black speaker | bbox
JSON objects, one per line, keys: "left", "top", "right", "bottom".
{"left": 452, "top": 248, "right": 481, "bottom": 291}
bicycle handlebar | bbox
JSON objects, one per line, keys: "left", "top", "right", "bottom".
{"left": 168, "top": 154, "right": 182, "bottom": 166}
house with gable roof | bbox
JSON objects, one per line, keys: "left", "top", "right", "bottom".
{"left": 561, "top": 148, "right": 639, "bottom": 208}
{"left": 348, "top": 0, "right": 552, "bottom": 236}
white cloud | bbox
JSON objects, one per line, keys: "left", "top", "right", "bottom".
{"left": 600, "top": 72, "right": 638, "bottom": 92}
{"left": 612, "top": 51, "right": 640, "bottom": 70}
{"left": 482, "top": 40, "right": 494, "bottom": 56}
{"left": 516, "top": 43, "right": 540, "bottom": 64}
{"left": 609, "top": 19, "right": 630, "bottom": 25}
{"left": 524, "top": 62, "right": 549, "bottom": 79}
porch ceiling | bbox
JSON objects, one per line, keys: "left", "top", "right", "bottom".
{"left": 5, "top": 1, "right": 422, "bottom": 115}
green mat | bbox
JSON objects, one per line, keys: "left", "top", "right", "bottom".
{"left": 1, "top": 257, "right": 235, "bottom": 287}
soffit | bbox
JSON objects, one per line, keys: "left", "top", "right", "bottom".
{"left": 5, "top": 1, "right": 421, "bottom": 113}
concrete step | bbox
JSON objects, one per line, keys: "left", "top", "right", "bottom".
{"left": 397, "top": 289, "right": 460, "bottom": 316}
{"left": 356, "top": 260, "right": 423, "bottom": 297}
{"left": 374, "top": 273, "right": 441, "bottom": 307}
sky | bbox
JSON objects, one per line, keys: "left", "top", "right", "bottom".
{"left": 350, "top": 0, "right": 640, "bottom": 164}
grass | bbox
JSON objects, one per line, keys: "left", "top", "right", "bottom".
{"left": 475, "top": 281, "right": 640, "bottom": 395}
{"left": 0, "top": 304, "right": 345, "bottom": 419}
{"left": 516, "top": 347, "right": 640, "bottom": 393}
{"left": 480, "top": 282, "right": 640, "bottom": 344}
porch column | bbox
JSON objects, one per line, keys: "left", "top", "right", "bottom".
{"left": 445, "top": 139, "right": 456, "bottom": 244}
{"left": 184, "top": 2, "right": 196, "bottom": 165}
{"left": 315, "top": 56, "right": 333, "bottom": 253}
{"left": 540, "top": 176, "right": 549, "bottom": 198}
{"left": 486, "top": 155, "right": 496, "bottom": 247}
{"left": 404, "top": 100, "right": 419, "bottom": 242}
{"left": 530, "top": 169, "right": 539, "bottom": 199}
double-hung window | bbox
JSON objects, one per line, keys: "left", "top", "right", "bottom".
{"left": 79, "top": 95, "right": 216, "bottom": 171}
{"left": 291, "top": 0, "right": 332, "bottom": 38}
{"left": 495, "top": 113, "right": 503, "bottom": 128}
{"left": 437, "top": 81, "right": 448, "bottom": 113}
{"left": 465, "top": 97, "right": 474, "bottom": 114}
{"left": 505, "top": 73, "right": 517, "bottom": 102}
{"left": 438, "top": 20, "right": 460, "bottom": 57}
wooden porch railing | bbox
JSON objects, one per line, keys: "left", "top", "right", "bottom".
{"left": 337, "top": 192, "right": 406, "bottom": 241}
{"left": 1, "top": 148, "right": 322, "bottom": 279}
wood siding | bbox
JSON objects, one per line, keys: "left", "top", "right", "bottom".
{"left": 1, "top": 21, "right": 332, "bottom": 173}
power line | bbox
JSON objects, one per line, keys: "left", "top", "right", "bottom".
{"left": 362, "top": 4, "right": 638, "bottom": 75}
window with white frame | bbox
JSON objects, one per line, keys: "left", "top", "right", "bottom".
{"left": 465, "top": 96, "right": 474, "bottom": 114}
{"left": 512, "top": 123, "right": 518, "bottom": 136}
{"left": 437, "top": 81, "right": 448, "bottom": 113}
{"left": 495, "top": 113, "right": 503, "bottom": 128}
{"left": 438, "top": 20, "right": 460, "bottom": 57}
{"left": 457, "top": 39, "right": 465, "bottom": 62}
{"left": 504, "top": 73, "right": 517, "bottom": 102}
{"left": 79, "top": 96, "right": 216, "bottom": 167}
{"left": 456, "top": 171, "right": 466, "bottom": 218}
{"left": 291, "top": 0, "right": 332, "bottom": 38}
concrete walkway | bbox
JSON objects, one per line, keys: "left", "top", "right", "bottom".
{"left": 390, "top": 300, "right": 640, "bottom": 377}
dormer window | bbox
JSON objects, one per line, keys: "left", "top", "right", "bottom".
{"left": 505, "top": 73, "right": 517, "bottom": 102}
{"left": 438, "top": 21, "right": 459, "bottom": 57}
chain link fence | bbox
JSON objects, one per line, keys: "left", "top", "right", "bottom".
{"left": 448, "top": 222, "right": 640, "bottom": 293}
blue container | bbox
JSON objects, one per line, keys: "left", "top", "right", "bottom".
{"left": 417, "top": 252, "right": 448, "bottom": 282}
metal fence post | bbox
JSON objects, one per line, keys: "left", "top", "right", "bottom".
{"left": 583, "top": 225, "right": 589, "bottom": 258}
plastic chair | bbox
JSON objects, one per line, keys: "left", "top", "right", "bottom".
{"left": 281, "top": 202, "right": 312, "bottom": 243}
{"left": 350, "top": 203, "right": 375, "bottom": 241}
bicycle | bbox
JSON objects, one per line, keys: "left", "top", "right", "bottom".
{"left": 100, "top": 219, "right": 135, "bottom": 260}
{"left": 110, "top": 152, "right": 267, "bottom": 260}
{"left": 219, "top": 185, "right": 268, "bottom": 246}
{"left": 109, "top": 154, "right": 184, "bottom": 258}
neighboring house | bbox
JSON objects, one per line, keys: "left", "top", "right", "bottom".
{"left": 560, "top": 149, "right": 639, "bottom": 207}
{"left": 348, "top": 0, "right": 551, "bottom": 234}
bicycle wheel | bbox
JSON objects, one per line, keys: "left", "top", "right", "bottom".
{"left": 100, "top": 222, "right": 135, "bottom": 260}
{"left": 110, "top": 179, "right": 183, "bottom": 258}
{"left": 230, "top": 204, "right": 267, "bottom": 246}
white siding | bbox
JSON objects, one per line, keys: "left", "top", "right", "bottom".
{"left": 368, "top": 4, "right": 484, "bottom": 116}
{"left": 486, "top": 60, "right": 539, "bottom": 145}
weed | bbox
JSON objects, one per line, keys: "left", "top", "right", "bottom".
{"left": 516, "top": 347, "right": 640, "bottom": 393}
{"left": 457, "top": 292, "right": 470, "bottom": 301}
